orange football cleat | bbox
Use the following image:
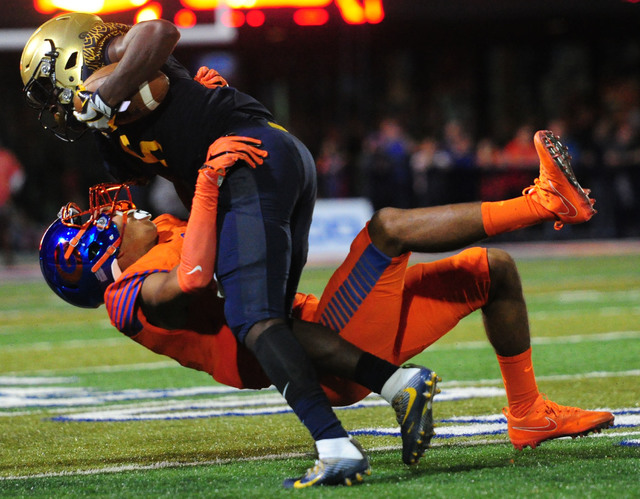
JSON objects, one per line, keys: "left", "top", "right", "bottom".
{"left": 503, "top": 394, "right": 615, "bottom": 450}
{"left": 525, "top": 130, "right": 596, "bottom": 230}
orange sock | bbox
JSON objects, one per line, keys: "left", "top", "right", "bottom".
{"left": 481, "top": 195, "right": 553, "bottom": 237}
{"left": 497, "top": 347, "right": 539, "bottom": 418}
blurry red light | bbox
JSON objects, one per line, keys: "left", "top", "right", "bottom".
{"left": 174, "top": 8, "right": 197, "bottom": 28}
{"left": 135, "top": 2, "right": 162, "bottom": 22}
{"left": 221, "top": 9, "right": 245, "bottom": 28}
{"left": 293, "top": 8, "right": 328, "bottom": 26}
{"left": 246, "top": 10, "right": 265, "bottom": 27}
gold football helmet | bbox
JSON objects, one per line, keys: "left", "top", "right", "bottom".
{"left": 20, "top": 13, "right": 102, "bottom": 141}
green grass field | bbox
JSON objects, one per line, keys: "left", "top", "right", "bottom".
{"left": 1, "top": 248, "right": 639, "bottom": 498}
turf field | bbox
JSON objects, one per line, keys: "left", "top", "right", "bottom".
{"left": 1, "top": 246, "right": 639, "bottom": 498}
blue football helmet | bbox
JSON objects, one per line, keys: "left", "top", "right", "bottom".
{"left": 39, "top": 183, "right": 135, "bottom": 308}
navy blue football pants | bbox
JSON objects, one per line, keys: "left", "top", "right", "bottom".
{"left": 216, "top": 122, "right": 317, "bottom": 343}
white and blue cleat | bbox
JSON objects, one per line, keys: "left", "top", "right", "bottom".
{"left": 283, "top": 439, "right": 371, "bottom": 488}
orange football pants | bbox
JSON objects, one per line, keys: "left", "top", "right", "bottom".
{"left": 316, "top": 226, "right": 491, "bottom": 406}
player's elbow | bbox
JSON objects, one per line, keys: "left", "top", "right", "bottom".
{"left": 177, "top": 266, "right": 213, "bottom": 294}
{"left": 368, "top": 207, "right": 405, "bottom": 257}
{"left": 138, "top": 19, "right": 181, "bottom": 48}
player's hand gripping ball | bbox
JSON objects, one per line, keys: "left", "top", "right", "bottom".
{"left": 73, "top": 63, "right": 169, "bottom": 128}
{"left": 73, "top": 89, "right": 114, "bottom": 130}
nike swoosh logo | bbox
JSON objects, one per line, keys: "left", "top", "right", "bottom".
{"left": 547, "top": 179, "right": 578, "bottom": 218}
{"left": 186, "top": 265, "right": 203, "bottom": 275}
{"left": 524, "top": 365, "right": 533, "bottom": 373}
{"left": 401, "top": 387, "right": 417, "bottom": 425}
{"left": 512, "top": 417, "right": 558, "bottom": 432}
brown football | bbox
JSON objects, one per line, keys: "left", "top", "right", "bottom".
{"left": 73, "top": 63, "right": 169, "bottom": 125}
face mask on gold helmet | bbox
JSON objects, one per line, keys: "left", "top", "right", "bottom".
{"left": 20, "top": 13, "right": 102, "bottom": 142}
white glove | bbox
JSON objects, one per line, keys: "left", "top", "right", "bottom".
{"left": 73, "top": 90, "right": 115, "bottom": 131}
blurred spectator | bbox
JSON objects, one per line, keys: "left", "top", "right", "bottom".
{"left": 316, "top": 127, "right": 349, "bottom": 198}
{"left": 410, "top": 136, "right": 451, "bottom": 206}
{"left": 494, "top": 123, "right": 540, "bottom": 200}
{"left": 601, "top": 118, "right": 640, "bottom": 237}
{"left": 475, "top": 137, "right": 508, "bottom": 201}
{"left": 501, "top": 123, "right": 540, "bottom": 169}
{"left": 359, "top": 117, "right": 413, "bottom": 210}
{"left": 0, "top": 142, "right": 26, "bottom": 266}
{"left": 441, "top": 120, "right": 478, "bottom": 203}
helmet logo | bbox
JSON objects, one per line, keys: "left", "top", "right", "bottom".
{"left": 96, "top": 214, "right": 110, "bottom": 231}
{"left": 54, "top": 241, "right": 83, "bottom": 286}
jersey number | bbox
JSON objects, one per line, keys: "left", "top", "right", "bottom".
{"left": 119, "top": 135, "right": 168, "bottom": 167}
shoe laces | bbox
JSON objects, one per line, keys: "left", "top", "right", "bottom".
{"left": 539, "top": 394, "right": 560, "bottom": 416}
{"left": 304, "top": 460, "right": 325, "bottom": 479}
{"left": 540, "top": 394, "right": 579, "bottom": 417}
{"left": 522, "top": 180, "right": 565, "bottom": 230}
{"left": 391, "top": 394, "right": 407, "bottom": 425}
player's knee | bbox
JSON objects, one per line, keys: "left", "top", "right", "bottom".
{"left": 244, "top": 318, "right": 287, "bottom": 350}
{"left": 487, "top": 249, "right": 523, "bottom": 296}
{"left": 368, "top": 207, "right": 404, "bottom": 257}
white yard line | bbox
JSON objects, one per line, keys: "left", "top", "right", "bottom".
{"left": 417, "top": 330, "right": 640, "bottom": 352}
{"left": 1, "top": 430, "right": 638, "bottom": 482}
{"left": 441, "top": 368, "right": 640, "bottom": 387}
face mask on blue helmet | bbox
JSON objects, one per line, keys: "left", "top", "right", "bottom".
{"left": 39, "top": 183, "right": 137, "bottom": 308}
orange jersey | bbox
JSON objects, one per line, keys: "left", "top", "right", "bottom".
{"left": 104, "top": 215, "right": 491, "bottom": 406}
{"left": 104, "top": 214, "right": 281, "bottom": 389}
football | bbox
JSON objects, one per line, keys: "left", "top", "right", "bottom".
{"left": 73, "top": 63, "right": 169, "bottom": 125}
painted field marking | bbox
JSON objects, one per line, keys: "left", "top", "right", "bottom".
{"left": 621, "top": 439, "right": 640, "bottom": 447}
{"left": 0, "top": 429, "right": 637, "bottom": 482}
{"left": 0, "top": 387, "right": 501, "bottom": 418}
{"left": 428, "top": 330, "right": 640, "bottom": 351}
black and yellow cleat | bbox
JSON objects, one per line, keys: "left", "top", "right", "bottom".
{"left": 282, "top": 452, "right": 371, "bottom": 489}
{"left": 391, "top": 364, "right": 441, "bottom": 465}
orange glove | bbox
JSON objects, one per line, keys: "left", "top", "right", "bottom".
{"left": 202, "top": 135, "right": 268, "bottom": 180}
{"left": 194, "top": 66, "right": 229, "bottom": 89}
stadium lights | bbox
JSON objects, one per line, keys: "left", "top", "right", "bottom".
{"left": 33, "top": 0, "right": 385, "bottom": 25}
{"left": 135, "top": 1, "right": 162, "bottom": 21}
{"left": 34, "top": 0, "right": 152, "bottom": 15}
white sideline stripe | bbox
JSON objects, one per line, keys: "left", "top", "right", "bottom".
{"left": 3, "top": 367, "right": 639, "bottom": 393}
{"left": 528, "top": 307, "right": 640, "bottom": 320}
{"left": 429, "top": 330, "right": 640, "bottom": 351}
{"left": 441, "top": 368, "right": 640, "bottom": 388}
{"left": 0, "top": 387, "right": 503, "bottom": 413}
{"left": 1, "top": 431, "right": 638, "bottom": 482}
{"left": 1, "top": 337, "right": 128, "bottom": 352}
{"left": 3, "top": 361, "right": 180, "bottom": 377}
{"left": 0, "top": 319, "right": 113, "bottom": 334}
{"left": 0, "top": 376, "right": 76, "bottom": 385}
{"left": 4, "top": 330, "right": 639, "bottom": 368}
{"left": 355, "top": 414, "right": 640, "bottom": 438}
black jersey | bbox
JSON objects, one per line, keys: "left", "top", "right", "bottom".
{"left": 96, "top": 55, "right": 275, "bottom": 202}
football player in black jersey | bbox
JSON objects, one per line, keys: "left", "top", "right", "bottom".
{"left": 21, "top": 13, "right": 440, "bottom": 487}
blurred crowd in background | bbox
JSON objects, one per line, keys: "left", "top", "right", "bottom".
{"left": 1, "top": 8, "right": 640, "bottom": 265}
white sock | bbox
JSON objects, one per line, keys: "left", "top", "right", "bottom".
{"left": 380, "top": 366, "right": 420, "bottom": 403}
{"left": 316, "top": 437, "right": 363, "bottom": 460}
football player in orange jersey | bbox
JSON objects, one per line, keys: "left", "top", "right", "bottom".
{"left": 41, "top": 129, "right": 613, "bottom": 477}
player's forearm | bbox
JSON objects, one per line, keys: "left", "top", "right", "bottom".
{"left": 177, "top": 169, "right": 221, "bottom": 293}
{"left": 101, "top": 20, "right": 180, "bottom": 107}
